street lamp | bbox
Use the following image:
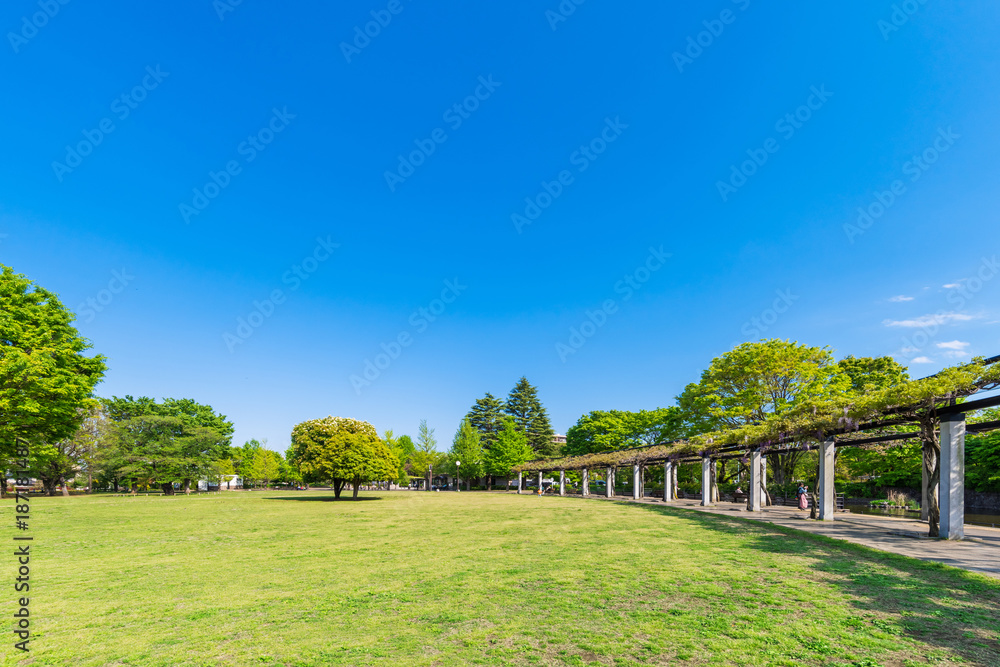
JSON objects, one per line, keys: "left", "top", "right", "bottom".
{"left": 456, "top": 461, "right": 461, "bottom": 492}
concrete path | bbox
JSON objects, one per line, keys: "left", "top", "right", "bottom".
{"left": 589, "top": 494, "right": 1000, "bottom": 579}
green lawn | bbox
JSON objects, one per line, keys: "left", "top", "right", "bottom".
{"left": 4, "top": 490, "right": 1000, "bottom": 666}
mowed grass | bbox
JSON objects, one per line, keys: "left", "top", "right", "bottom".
{"left": 4, "top": 491, "right": 1000, "bottom": 667}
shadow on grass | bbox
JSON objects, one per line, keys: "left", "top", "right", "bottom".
{"left": 266, "top": 495, "right": 383, "bottom": 502}
{"left": 631, "top": 501, "right": 1000, "bottom": 665}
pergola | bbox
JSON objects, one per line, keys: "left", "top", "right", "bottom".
{"left": 513, "top": 356, "right": 1000, "bottom": 540}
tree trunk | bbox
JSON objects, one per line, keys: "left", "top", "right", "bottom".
{"left": 466, "top": 477, "right": 471, "bottom": 491}
{"left": 710, "top": 462, "right": 719, "bottom": 503}
{"left": 352, "top": 478, "right": 360, "bottom": 499}
{"left": 61, "top": 477, "right": 70, "bottom": 497}
{"left": 183, "top": 479, "right": 191, "bottom": 495}
{"left": 161, "top": 482, "right": 174, "bottom": 496}
{"left": 921, "top": 416, "right": 941, "bottom": 537}
{"left": 333, "top": 479, "right": 345, "bottom": 499}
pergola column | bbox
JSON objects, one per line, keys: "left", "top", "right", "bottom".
{"left": 517, "top": 472, "right": 522, "bottom": 494}
{"left": 559, "top": 470, "right": 566, "bottom": 496}
{"left": 537, "top": 471, "right": 543, "bottom": 494}
{"left": 748, "top": 449, "right": 762, "bottom": 512}
{"left": 701, "top": 457, "right": 712, "bottom": 506}
{"left": 581, "top": 468, "right": 589, "bottom": 496}
{"left": 818, "top": 438, "right": 835, "bottom": 521}
{"left": 940, "top": 414, "right": 966, "bottom": 540}
{"left": 663, "top": 461, "right": 674, "bottom": 501}
{"left": 606, "top": 468, "right": 613, "bottom": 498}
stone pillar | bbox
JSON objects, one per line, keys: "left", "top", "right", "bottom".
{"left": 517, "top": 472, "right": 522, "bottom": 494}
{"left": 818, "top": 438, "right": 835, "bottom": 521}
{"left": 701, "top": 457, "right": 712, "bottom": 506}
{"left": 537, "top": 471, "right": 543, "bottom": 494}
{"left": 748, "top": 450, "right": 762, "bottom": 512}
{"left": 663, "top": 461, "right": 673, "bottom": 501}
{"left": 632, "top": 465, "right": 640, "bottom": 500}
{"left": 559, "top": 470, "right": 566, "bottom": 496}
{"left": 606, "top": 468, "right": 613, "bottom": 498}
{"left": 940, "top": 414, "right": 966, "bottom": 540}
{"left": 581, "top": 468, "right": 589, "bottom": 496}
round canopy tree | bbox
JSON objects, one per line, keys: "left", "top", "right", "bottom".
{"left": 289, "top": 416, "right": 398, "bottom": 499}
{"left": 0, "top": 265, "right": 106, "bottom": 494}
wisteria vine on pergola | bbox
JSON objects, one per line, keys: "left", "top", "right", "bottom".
{"left": 513, "top": 356, "right": 1000, "bottom": 474}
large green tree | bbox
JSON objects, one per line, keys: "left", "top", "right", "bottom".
{"left": 484, "top": 417, "right": 535, "bottom": 489}
{"left": 0, "top": 265, "right": 107, "bottom": 494}
{"left": 447, "top": 419, "right": 484, "bottom": 490}
{"left": 465, "top": 393, "right": 505, "bottom": 450}
{"left": 504, "top": 377, "right": 556, "bottom": 456}
{"left": 288, "top": 416, "right": 398, "bottom": 499}
{"left": 565, "top": 408, "right": 683, "bottom": 456}
{"left": 410, "top": 419, "right": 439, "bottom": 479}
{"left": 677, "top": 340, "right": 848, "bottom": 485}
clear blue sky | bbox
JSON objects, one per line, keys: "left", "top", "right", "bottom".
{"left": 2, "top": 1, "right": 999, "bottom": 451}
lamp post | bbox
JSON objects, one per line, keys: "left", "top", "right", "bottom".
{"left": 456, "top": 461, "right": 461, "bottom": 492}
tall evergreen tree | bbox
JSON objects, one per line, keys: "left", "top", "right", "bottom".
{"left": 504, "top": 377, "right": 556, "bottom": 456}
{"left": 465, "top": 392, "right": 505, "bottom": 450}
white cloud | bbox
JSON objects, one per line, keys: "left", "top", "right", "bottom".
{"left": 944, "top": 350, "right": 971, "bottom": 359}
{"left": 882, "top": 312, "right": 976, "bottom": 328}
{"left": 943, "top": 283, "right": 962, "bottom": 289}
{"left": 888, "top": 295, "right": 914, "bottom": 302}
{"left": 911, "top": 356, "right": 934, "bottom": 363}
{"left": 936, "top": 340, "right": 969, "bottom": 350}
{"left": 901, "top": 346, "right": 919, "bottom": 354}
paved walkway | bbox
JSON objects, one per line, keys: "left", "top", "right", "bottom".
{"left": 584, "top": 494, "right": 1000, "bottom": 579}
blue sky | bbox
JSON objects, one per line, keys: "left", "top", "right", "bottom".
{"left": 2, "top": 1, "right": 999, "bottom": 451}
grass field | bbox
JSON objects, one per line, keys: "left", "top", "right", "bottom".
{"left": 3, "top": 490, "right": 1000, "bottom": 666}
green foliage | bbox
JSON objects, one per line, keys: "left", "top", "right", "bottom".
{"left": 838, "top": 440, "right": 923, "bottom": 490}
{"left": 465, "top": 392, "right": 505, "bottom": 450}
{"left": 484, "top": 417, "right": 534, "bottom": 479}
{"left": 288, "top": 416, "right": 399, "bottom": 498}
{"left": 382, "top": 430, "right": 412, "bottom": 485}
{"left": 966, "top": 431, "right": 1000, "bottom": 492}
{"left": 504, "top": 376, "right": 556, "bottom": 456}
{"left": 447, "top": 419, "right": 484, "bottom": 482}
{"left": 0, "top": 265, "right": 107, "bottom": 459}
{"left": 410, "top": 420, "right": 439, "bottom": 475}
{"left": 565, "top": 407, "right": 682, "bottom": 456}
{"left": 838, "top": 355, "right": 909, "bottom": 394}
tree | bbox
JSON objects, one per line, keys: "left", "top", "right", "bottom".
{"left": 410, "top": 420, "right": 438, "bottom": 480}
{"left": 210, "top": 458, "right": 236, "bottom": 490}
{"left": 112, "top": 415, "right": 190, "bottom": 495}
{"left": 504, "top": 377, "right": 556, "bottom": 456}
{"left": 382, "top": 430, "right": 411, "bottom": 486}
{"left": 466, "top": 393, "right": 505, "bottom": 450}
{"left": 677, "top": 340, "right": 847, "bottom": 485}
{"left": 565, "top": 408, "right": 683, "bottom": 456}
{"left": 288, "top": 416, "right": 399, "bottom": 499}
{"left": 29, "top": 405, "right": 112, "bottom": 495}
{"left": 484, "top": 417, "right": 535, "bottom": 489}
{"left": 837, "top": 355, "right": 910, "bottom": 394}
{"left": 447, "top": 419, "right": 484, "bottom": 490}
{"left": 250, "top": 448, "right": 282, "bottom": 489}
{"left": 0, "top": 265, "right": 107, "bottom": 495}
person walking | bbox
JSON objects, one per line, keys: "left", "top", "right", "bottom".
{"left": 797, "top": 483, "right": 809, "bottom": 510}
